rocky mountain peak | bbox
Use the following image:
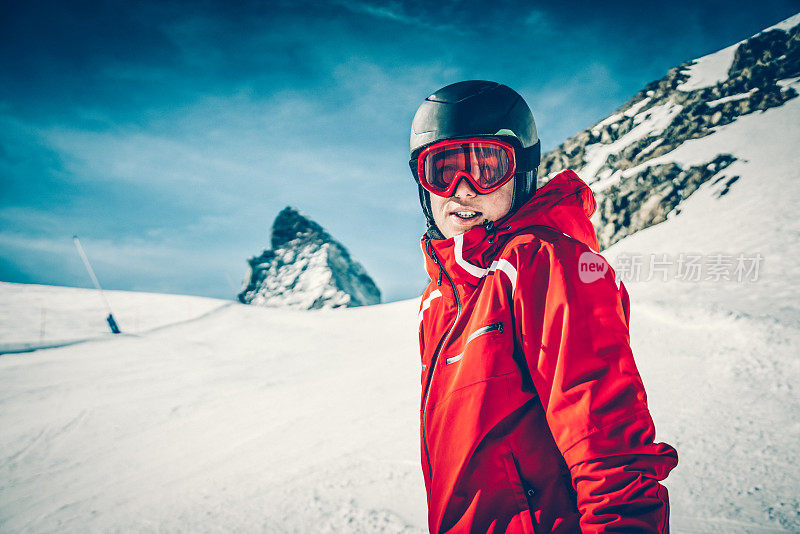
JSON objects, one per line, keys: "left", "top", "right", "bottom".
{"left": 270, "top": 206, "right": 328, "bottom": 250}
{"left": 238, "top": 207, "right": 381, "bottom": 310}
{"left": 539, "top": 14, "right": 800, "bottom": 250}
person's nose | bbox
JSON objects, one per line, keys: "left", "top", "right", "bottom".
{"left": 452, "top": 176, "right": 477, "bottom": 199}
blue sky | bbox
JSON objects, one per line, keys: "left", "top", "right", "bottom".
{"left": 2, "top": 0, "right": 798, "bottom": 302}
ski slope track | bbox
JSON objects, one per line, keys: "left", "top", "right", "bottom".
{"left": 0, "top": 285, "right": 427, "bottom": 533}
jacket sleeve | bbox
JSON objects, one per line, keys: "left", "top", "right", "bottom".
{"left": 511, "top": 239, "right": 678, "bottom": 533}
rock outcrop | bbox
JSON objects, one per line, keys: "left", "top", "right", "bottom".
{"left": 540, "top": 16, "right": 800, "bottom": 249}
{"left": 238, "top": 207, "right": 381, "bottom": 309}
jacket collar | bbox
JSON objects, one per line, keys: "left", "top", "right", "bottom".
{"left": 421, "top": 169, "right": 599, "bottom": 287}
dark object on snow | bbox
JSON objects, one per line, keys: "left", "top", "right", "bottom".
{"left": 106, "top": 314, "right": 121, "bottom": 334}
{"left": 238, "top": 207, "right": 381, "bottom": 309}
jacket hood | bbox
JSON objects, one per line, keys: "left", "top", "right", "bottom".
{"left": 505, "top": 169, "right": 598, "bottom": 251}
{"left": 421, "top": 169, "right": 599, "bottom": 285}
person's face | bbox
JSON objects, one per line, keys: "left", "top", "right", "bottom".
{"left": 430, "top": 176, "right": 514, "bottom": 239}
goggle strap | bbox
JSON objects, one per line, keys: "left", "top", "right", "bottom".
{"left": 516, "top": 140, "right": 541, "bottom": 172}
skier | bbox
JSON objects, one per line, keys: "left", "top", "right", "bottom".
{"left": 410, "top": 80, "right": 678, "bottom": 533}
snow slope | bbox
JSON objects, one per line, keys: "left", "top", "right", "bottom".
{"left": 0, "top": 283, "right": 228, "bottom": 354}
{"left": 2, "top": 232, "right": 798, "bottom": 533}
{"left": 0, "top": 290, "right": 427, "bottom": 532}
{"left": 676, "top": 42, "right": 740, "bottom": 92}
{"left": 541, "top": 12, "right": 800, "bottom": 253}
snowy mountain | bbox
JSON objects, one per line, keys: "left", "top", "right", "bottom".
{"left": 541, "top": 13, "right": 800, "bottom": 250}
{"left": 238, "top": 206, "right": 381, "bottom": 309}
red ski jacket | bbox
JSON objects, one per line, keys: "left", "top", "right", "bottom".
{"left": 417, "top": 170, "right": 678, "bottom": 533}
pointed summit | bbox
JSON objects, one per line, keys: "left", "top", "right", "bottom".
{"left": 238, "top": 207, "right": 381, "bottom": 310}
{"left": 270, "top": 207, "right": 329, "bottom": 250}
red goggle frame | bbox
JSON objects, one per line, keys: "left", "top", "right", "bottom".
{"left": 416, "top": 137, "right": 517, "bottom": 197}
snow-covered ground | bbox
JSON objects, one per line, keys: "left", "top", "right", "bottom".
{"left": 582, "top": 99, "right": 684, "bottom": 182}
{"left": 605, "top": 78, "right": 800, "bottom": 326}
{"left": 675, "top": 12, "right": 800, "bottom": 93}
{"left": 0, "top": 291, "right": 427, "bottom": 532}
{"left": 0, "top": 283, "right": 228, "bottom": 354}
{"left": 676, "top": 42, "right": 741, "bottom": 92}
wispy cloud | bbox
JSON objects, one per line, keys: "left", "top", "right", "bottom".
{"left": 330, "top": 0, "right": 458, "bottom": 32}
{"left": 524, "top": 9, "right": 552, "bottom": 31}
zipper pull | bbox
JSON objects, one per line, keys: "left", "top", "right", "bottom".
{"left": 437, "top": 269, "right": 442, "bottom": 286}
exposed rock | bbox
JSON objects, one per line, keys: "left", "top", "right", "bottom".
{"left": 594, "top": 155, "right": 737, "bottom": 247}
{"left": 238, "top": 207, "right": 381, "bottom": 309}
{"left": 539, "top": 18, "right": 800, "bottom": 249}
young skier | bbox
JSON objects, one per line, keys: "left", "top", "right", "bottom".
{"left": 410, "top": 80, "right": 678, "bottom": 533}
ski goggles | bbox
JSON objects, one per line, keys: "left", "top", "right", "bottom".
{"left": 415, "top": 138, "right": 517, "bottom": 197}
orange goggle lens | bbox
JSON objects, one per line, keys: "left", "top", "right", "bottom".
{"left": 418, "top": 138, "right": 516, "bottom": 197}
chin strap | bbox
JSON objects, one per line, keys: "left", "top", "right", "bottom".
{"left": 419, "top": 184, "right": 445, "bottom": 240}
{"left": 518, "top": 140, "right": 541, "bottom": 173}
{"left": 505, "top": 138, "right": 540, "bottom": 215}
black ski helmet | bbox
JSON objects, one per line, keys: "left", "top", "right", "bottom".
{"left": 409, "top": 80, "right": 540, "bottom": 239}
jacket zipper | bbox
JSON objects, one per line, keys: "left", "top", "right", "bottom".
{"left": 445, "top": 322, "right": 503, "bottom": 364}
{"left": 421, "top": 241, "right": 461, "bottom": 484}
{"left": 467, "top": 322, "right": 503, "bottom": 342}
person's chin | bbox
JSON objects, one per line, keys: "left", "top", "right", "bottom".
{"left": 443, "top": 214, "right": 484, "bottom": 237}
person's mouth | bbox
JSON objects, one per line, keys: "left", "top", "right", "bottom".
{"left": 450, "top": 209, "right": 482, "bottom": 221}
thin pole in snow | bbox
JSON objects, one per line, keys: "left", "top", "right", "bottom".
{"left": 40, "top": 306, "right": 46, "bottom": 342}
{"left": 73, "top": 235, "right": 121, "bottom": 334}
